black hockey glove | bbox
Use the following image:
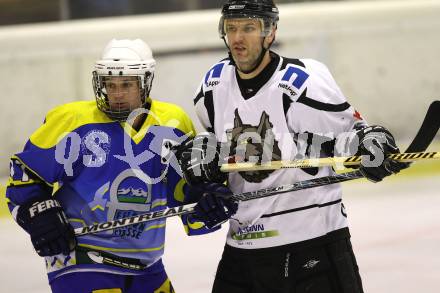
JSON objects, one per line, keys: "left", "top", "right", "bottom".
{"left": 16, "top": 195, "right": 76, "bottom": 257}
{"left": 354, "top": 125, "right": 409, "bottom": 182}
{"left": 174, "top": 133, "right": 227, "bottom": 186}
{"left": 189, "top": 183, "right": 237, "bottom": 229}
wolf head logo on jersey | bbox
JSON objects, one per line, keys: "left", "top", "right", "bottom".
{"left": 226, "top": 109, "right": 282, "bottom": 183}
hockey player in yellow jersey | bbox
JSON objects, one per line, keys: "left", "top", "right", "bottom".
{"left": 6, "top": 38, "right": 234, "bottom": 293}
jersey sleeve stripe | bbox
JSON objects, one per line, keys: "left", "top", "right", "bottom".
{"left": 204, "top": 90, "right": 215, "bottom": 131}
{"left": 297, "top": 90, "right": 350, "bottom": 112}
{"left": 193, "top": 86, "right": 204, "bottom": 105}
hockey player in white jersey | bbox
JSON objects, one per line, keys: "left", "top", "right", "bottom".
{"left": 180, "top": 0, "right": 409, "bottom": 292}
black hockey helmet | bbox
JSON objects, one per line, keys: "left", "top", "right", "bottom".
{"left": 218, "top": 0, "right": 279, "bottom": 38}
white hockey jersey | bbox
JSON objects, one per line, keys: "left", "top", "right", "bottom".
{"left": 194, "top": 54, "right": 366, "bottom": 249}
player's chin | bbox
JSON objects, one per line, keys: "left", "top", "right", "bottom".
{"left": 235, "top": 56, "right": 258, "bottom": 71}
{"left": 236, "top": 62, "right": 254, "bottom": 73}
{"left": 109, "top": 104, "right": 129, "bottom": 111}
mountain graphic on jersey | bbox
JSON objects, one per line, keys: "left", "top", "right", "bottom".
{"left": 117, "top": 187, "right": 149, "bottom": 204}
{"left": 226, "top": 109, "right": 282, "bottom": 183}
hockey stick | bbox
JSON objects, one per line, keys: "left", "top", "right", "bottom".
{"left": 74, "top": 170, "right": 364, "bottom": 236}
{"left": 220, "top": 151, "right": 440, "bottom": 173}
{"left": 74, "top": 101, "right": 440, "bottom": 236}
{"left": 74, "top": 171, "right": 360, "bottom": 236}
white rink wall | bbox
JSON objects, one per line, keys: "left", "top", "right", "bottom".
{"left": 1, "top": 0, "right": 440, "bottom": 176}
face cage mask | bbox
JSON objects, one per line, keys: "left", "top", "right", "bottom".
{"left": 92, "top": 71, "right": 154, "bottom": 121}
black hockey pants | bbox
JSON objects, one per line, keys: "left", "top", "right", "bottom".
{"left": 212, "top": 228, "right": 364, "bottom": 293}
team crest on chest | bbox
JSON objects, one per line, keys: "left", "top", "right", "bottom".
{"left": 226, "top": 109, "right": 282, "bottom": 183}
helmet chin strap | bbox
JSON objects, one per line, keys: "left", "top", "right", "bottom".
{"left": 223, "top": 34, "right": 275, "bottom": 75}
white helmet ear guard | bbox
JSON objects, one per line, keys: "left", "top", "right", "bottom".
{"left": 93, "top": 39, "right": 156, "bottom": 121}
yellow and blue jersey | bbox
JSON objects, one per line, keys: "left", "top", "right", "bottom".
{"left": 6, "top": 100, "right": 212, "bottom": 281}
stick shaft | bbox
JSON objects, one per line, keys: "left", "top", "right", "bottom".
{"left": 74, "top": 170, "right": 364, "bottom": 236}
{"left": 221, "top": 151, "right": 440, "bottom": 172}
{"left": 75, "top": 153, "right": 437, "bottom": 236}
{"left": 74, "top": 203, "right": 196, "bottom": 236}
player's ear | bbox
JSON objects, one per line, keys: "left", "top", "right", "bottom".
{"left": 264, "top": 27, "right": 276, "bottom": 46}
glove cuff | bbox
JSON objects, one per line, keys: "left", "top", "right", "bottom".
{"left": 16, "top": 195, "right": 63, "bottom": 232}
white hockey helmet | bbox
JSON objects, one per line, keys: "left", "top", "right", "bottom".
{"left": 93, "top": 39, "right": 156, "bottom": 121}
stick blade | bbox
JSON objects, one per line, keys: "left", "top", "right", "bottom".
{"left": 405, "top": 100, "right": 440, "bottom": 153}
